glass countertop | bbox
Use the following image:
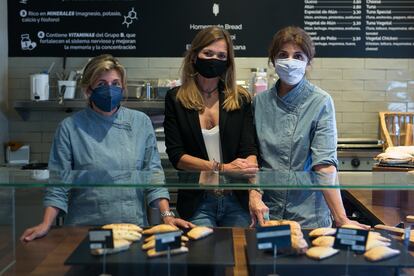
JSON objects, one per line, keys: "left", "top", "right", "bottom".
{"left": 1, "top": 168, "right": 414, "bottom": 189}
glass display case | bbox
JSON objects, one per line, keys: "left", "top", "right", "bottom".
{"left": 1, "top": 168, "right": 414, "bottom": 275}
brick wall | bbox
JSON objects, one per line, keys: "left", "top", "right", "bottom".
{"left": 7, "top": 56, "right": 414, "bottom": 162}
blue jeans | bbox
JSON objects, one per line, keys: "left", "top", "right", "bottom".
{"left": 190, "top": 192, "right": 250, "bottom": 227}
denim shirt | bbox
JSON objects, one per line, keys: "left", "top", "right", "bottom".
{"left": 44, "top": 106, "right": 169, "bottom": 226}
{"left": 254, "top": 78, "right": 337, "bottom": 228}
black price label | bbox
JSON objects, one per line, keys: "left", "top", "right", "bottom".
{"left": 155, "top": 231, "right": 182, "bottom": 252}
{"left": 256, "top": 225, "right": 291, "bottom": 251}
{"left": 333, "top": 227, "right": 368, "bottom": 252}
{"left": 88, "top": 228, "right": 114, "bottom": 250}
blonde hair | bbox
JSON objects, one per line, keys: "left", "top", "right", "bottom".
{"left": 80, "top": 54, "right": 127, "bottom": 91}
{"left": 177, "top": 26, "right": 250, "bottom": 111}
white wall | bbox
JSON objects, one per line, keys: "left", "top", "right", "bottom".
{"left": 0, "top": 0, "right": 9, "bottom": 164}
{"left": 7, "top": 56, "right": 414, "bottom": 162}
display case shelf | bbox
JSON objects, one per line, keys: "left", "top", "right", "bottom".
{"left": 13, "top": 100, "right": 165, "bottom": 120}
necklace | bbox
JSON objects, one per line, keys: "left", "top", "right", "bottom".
{"left": 199, "top": 86, "right": 218, "bottom": 98}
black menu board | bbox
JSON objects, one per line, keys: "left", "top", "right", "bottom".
{"left": 8, "top": 0, "right": 414, "bottom": 57}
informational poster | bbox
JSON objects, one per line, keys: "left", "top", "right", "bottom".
{"left": 8, "top": 0, "right": 414, "bottom": 57}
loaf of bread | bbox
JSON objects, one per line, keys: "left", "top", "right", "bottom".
{"left": 102, "top": 223, "right": 142, "bottom": 233}
{"left": 309, "top": 227, "right": 337, "bottom": 237}
{"left": 187, "top": 226, "right": 213, "bottom": 240}
{"left": 306, "top": 246, "right": 339, "bottom": 260}
{"left": 145, "top": 235, "right": 189, "bottom": 243}
{"left": 91, "top": 239, "right": 131, "bottom": 255}
{"left": 112, "top": 229, "right": 142, "bottom": 242}
{"left": 364, "top": 246, "right": 400, "bottom": 262}
{"left": 311, "top": 236, "right": 335, "bottom": 247}
{"left": 142, "top": 224, "right": 179, "bottom": 235}
{"left": 147, "top": 246, "right": 189, "bottom": 258}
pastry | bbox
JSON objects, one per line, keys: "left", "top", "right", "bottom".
{"left": 262, "top": 220, "right": 307, "bottom": 254}
{"left": 91, "top": 239, "right": 131, "bottom": 255}
{"left": 142, "top": 240, "right": 186, "bottom": 250}
{"left": 341, "top": 224, "right": 366, "bottom": 230}
{"left": 147, "top": 246, "right": 189, "bottom": 258}
{"left": 364, "top": 246, "right": 400, "bottom": 262}
{"left": 311, "top": 236, "right": 335, "bottom": 247}
{"left": 187, "top": 226, "right": 213, "bottom": 240}
{"left": 368, "top": 232, "right": 391, "bottom": 243}
{"left": 306, "top": 246, "right": 339, "bottom": 260}
{"left": 112, "top": 229, "right": 142, "bottom": 242}
{"left": 102, "top": 223, "right": 142, "bottom": 232}
{"left": 366, "top": 238, "right": 391, "bottom": 251}
{"left": 145, "top": 235, "right": 189, "bottom": 243}
{"left": 142, "top": 224, "right": 179, "bottom": 235}
{"left": 309, "top": 227, "right": 337, "bottom": 237}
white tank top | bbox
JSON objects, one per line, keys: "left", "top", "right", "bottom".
{"left": 201, "top": 125, "right": 223, "bottom": 162}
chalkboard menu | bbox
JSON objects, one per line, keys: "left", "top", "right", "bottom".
{"left": 8, "top": 0, "right": 414, "bottom": 57}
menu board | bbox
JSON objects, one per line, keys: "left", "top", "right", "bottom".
{"left": 8, "top": 0, "right": 414, "bottom": 57}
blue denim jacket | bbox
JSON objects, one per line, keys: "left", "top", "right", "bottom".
{"left": 254, "top": 78, "right": 337, "bottom": 228}
{"left": 44, "top": 106, "right": 169, "bottom": 226}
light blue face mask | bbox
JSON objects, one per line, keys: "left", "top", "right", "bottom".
{"left": 90, "top": 84, "right": 123, "bottom": 112}
{"left": 275, "top": 58, "right": 307, "bottom": 86}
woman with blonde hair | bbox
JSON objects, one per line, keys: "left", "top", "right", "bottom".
{"left": 21, "top": 54, "right": 192, "bottom": 242}
{"left": 164, "top": 26, "right": 269, "bottom": 227}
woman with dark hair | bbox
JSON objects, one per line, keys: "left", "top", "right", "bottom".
{"left": 254, "top": 26, "right": 369, "bottom": 228}
{"left": 164, "top": 26, "right": 269, "bottom": 227}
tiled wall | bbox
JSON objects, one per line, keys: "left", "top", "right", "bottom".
{"left": 0, "top": 0, "right": 8, "bottom": 164}
{"left": 7, "top": 56, "right": 414, "bottom": 162}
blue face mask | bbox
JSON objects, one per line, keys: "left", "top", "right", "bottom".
{"left": 90, "top": 85, "right": 123, "bottom": 112}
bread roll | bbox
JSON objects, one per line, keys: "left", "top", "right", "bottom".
{"left": 142, "top": 224, "right": 179, "bottom": 235}
{"left": 311, "top": 236, "right": 335, "bottom": 247}
{"left": 112, "top": 229, "right": 142, "bottom": 242}
{"left": 187, "top": 226, "right": 213, "bottom": 240}
{"left": 147, "top": 246, "right": 189, "bottom": 258}
{"left": 364, "top": 246, "right": 400, "bottom": 262}
{"left": 102, "top": 223, "right": 142, "bottom": 233}
{"left": 91, "top": 239, "right": 131, "bottom": 255}
{"left": 306, "top": 246, "right": 339, "bottom": 260}
{"left": 309, "top": 227, "right": 336, "bottom": 237}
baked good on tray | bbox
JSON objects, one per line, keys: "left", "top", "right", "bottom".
{"left": 364, "top": 246, "right": 400, "bottom": 262}
{"left": 142, "top": 224, "right": 179, "bottom": 235}
{"left": 306, "top": 246, "right": 339, "bottom": 260}
{"left": 102, "top": 223, "right": 143, "bottom": 233}
{"left": 186, "top": 226, "right": 213, "bottom": 240}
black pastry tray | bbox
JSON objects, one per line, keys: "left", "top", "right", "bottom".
{"left": 65, "top": 228, "right": 233, "bottom": 269}
{"left": 245, "top": 229, "right": 414, "bottom": 276}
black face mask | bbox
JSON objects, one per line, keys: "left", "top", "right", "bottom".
{"left": 194, "top": 58, "right": 228, "bottom": 78}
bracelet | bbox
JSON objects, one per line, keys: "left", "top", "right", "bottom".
{"left": 212, "top": 160, "right": 220, "bottom": 172}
